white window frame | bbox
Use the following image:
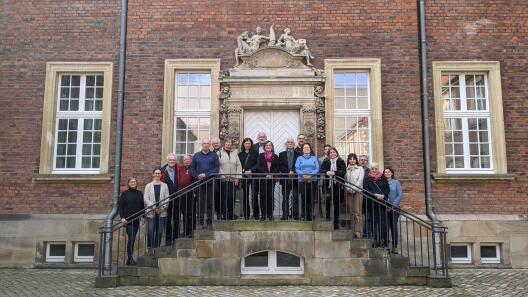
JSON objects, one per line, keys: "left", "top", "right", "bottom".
{"left": 480, "top": 244, "right": 501, "bottom": 264}
{"left": 52, "top": 74, "right": 104, "bottom": 174}
{"left": 450, "top": 243, "right": 472, "bottom": 264}
{"left": 333, "top": 70, "right": 372, "bottom": 161}
{"left": 241, "top": 250, "right": 304, "bottom": 275}
{"left": 73, "top": 242, "right": 95, "bottom": 263}
{"left": 173, "top": 71, "right": 212, "bottom": 158}
{"left": 46, "top": 242, "right": 66, "bottom": 263}
{"left": 442, "top": 73, "right": 493, "bottom": 173}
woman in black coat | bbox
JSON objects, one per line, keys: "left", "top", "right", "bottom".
{"left": 255, "top": 140, "right": 280, "bottom": 221}
{"left": 362, "top": 162, "right": 390, "bottom": 248}
{"left": 320, "top": 147, "right": 347, "bottom": 229}
{"left": 118, "top": 177, "right": 145, "bottom": 266}
{"left": 238, "top": 138, "right": 259, "bottom": 220}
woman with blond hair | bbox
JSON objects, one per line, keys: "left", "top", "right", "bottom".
{"left": 345, "top": 153, "right": 365, "bottom": 238}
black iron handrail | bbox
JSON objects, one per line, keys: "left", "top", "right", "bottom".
{"left": 98, "top": 172, "right": 448, "bottom": 279}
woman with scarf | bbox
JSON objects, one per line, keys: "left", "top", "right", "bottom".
{"left": 118, "top": 177, "right": 145, "bottom": 265}
{"left": 320, "top": 147, "right": 346, "bottom": 229}
{"left": 256, "top": 140, "right": 280, "bottom": 221}
{"left": 362, "top": 162, "right": 390, "bottom": 248}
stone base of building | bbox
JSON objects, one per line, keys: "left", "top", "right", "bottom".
{"left": 109, "top": 221, "right": 444, "bottom": 287}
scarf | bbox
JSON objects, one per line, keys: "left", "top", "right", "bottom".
{"left": 264, "top": 151, "right": 273, "bottom": 171}
{"left": 368, "top": 171, "right": 383, "bottom": 181}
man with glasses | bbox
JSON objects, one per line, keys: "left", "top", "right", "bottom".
{"left": 279, "top": 137, "right": 301, "bottom": 220}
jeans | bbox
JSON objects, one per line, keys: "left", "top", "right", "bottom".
{"left": 147, "top": 215, "right": 165, "bottom": 249}
{"left": 389, "top": 210, "right": 400, "bottom": 250}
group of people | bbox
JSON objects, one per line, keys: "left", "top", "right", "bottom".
{"left": 118, "top": 132, "right": 403, "bottom": 265}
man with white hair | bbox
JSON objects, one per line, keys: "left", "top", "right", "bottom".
{"left": 161, "top": 153, "right": 179, "bottom": 246}
{"left": 190, "top": 138, "right": 220, "bottom": 228}
{"left": 210, "top": 137, "right": 222, "bottom": 215}
{"left": 211, "top": 137, "right": 222, "bottom": 153}
{"left": 253, "top": 132, "right": 267, "bottom": 154}
{"left": 278, "top": 137, "right": 301, "bottom": 220}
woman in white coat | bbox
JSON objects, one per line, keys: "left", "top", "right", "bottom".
{"left": 218, "top": 137, "right": 242, "bottom": 220}
{"left": 345, "top": 153, "right": 365, "bottom": 238}
{"left": 144, "top": 167, "right": 169, "bottom": 255}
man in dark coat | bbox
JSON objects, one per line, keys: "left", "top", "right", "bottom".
{"left": 161, "top": 153, "right": 179, "bottom": 246}
{"left": 278, "top": 137, "right": 301, "bottom": 220}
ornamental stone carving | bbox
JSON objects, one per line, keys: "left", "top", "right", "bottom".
{"left": 219, "top": 84, "right": 231, "bottom": 140}
{"left": 314, "top": 84, "right": 326, "bottom": 140}
{"left": 234, "top": 24, "right": 315, "bottom": 67}
{"left": 302, "top": 104, "right": 317, "bottom": 113}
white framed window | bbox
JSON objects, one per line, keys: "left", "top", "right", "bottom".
{"left": 333, "top": 71, "right": 372, "bottom": 159}
{"left": 241, "top": 250, "right": 304, "bottom": 275}
{"left": 480, "top": 244, "right": 500, "bottom": 264}
{"left": 450, "top": 243, "right": 472, "bottom": 264}
{"left": 74, "top": 242, "right": 95, "bottom": 263}
{"left": 46, "top": 242, "right": 66, "bottom": 263}
{"left": 173, "top": 72, "right": 212, "bottom": 161}
{"left": 53, "top": 74, "right": 103, "bottom": 173}
{"left": 442, "top": 74, "right": 493, "bottom": 173}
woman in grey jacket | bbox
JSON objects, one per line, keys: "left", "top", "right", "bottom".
{"left": 218, "top": 137, "right": 242, "bottom": 220}
{"left": 143, "top": 167, "right": 169, "bottom": 255}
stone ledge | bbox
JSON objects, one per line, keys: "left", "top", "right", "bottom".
{"left": 431, "top": 173, "right": 516, "bottom": 183}
{"left": 32, "top": 174, "right": 113, "bottom": 183}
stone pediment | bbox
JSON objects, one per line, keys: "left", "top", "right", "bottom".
{"left": 235, "top": 47, "right": 311, "bottom": 69}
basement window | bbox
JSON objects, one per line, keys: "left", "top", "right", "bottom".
{"left": 241, "top": 250, "right": 303, "bottom": 275}
{"left": 450, "top": 243, "right": 472, "bottom": 264}
{"left": 480, "top": 244, "right": 500, "bottom": 264}
{"left": 74, "top": 242, "right": 95, "bottom": 263}
{"left": 46, "top": 242, "right": 66, "bottom": 263}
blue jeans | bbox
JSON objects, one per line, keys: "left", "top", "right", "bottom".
{"left": 147, "top": 215, "right": 165, "bottom": 249}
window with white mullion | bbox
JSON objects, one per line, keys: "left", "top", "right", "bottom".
{"left": 53, "top": 74, "right": 103, "bottom": 173}
{"left": 442, "top": 72, "right": 492, "bottom": 172}
{"left": 173, "top": 71, "right": 212, "bottom": 161}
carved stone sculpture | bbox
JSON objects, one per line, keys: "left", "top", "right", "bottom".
{"left": 277, "top": 28, "right": 314, "bottom": 66}
{"left": 314, "top": 84, "right": 326, "bottom": 140}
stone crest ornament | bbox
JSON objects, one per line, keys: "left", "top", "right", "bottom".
{"left": 234, "top": 24, "right": 315, "bottom": 68}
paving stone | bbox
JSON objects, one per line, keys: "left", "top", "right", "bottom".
{"left": 0, "top": 268, "right": 527, "bottom": 296}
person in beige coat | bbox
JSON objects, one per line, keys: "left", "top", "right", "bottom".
{"left": 143, "top": 167, "right": 169, "bottom": 254}
{"left": 217, "top": 137, "right": 242, "bottom": 220}
{"left": 345, "top": 153, "right": 365, "bottom": 238}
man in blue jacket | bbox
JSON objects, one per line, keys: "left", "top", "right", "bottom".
{"left": 190, "top": 138, "right": 220, "bottom": 227}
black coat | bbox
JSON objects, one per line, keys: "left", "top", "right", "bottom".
{"left": 363, "top": 174, "right": 390, "bottom": 199}
{"left": 118, "top": 188, "right": 144, "bottom": 221}
{"left": 278, "top": 150, "right": 302, "bottom": 173}
{"left": 238, "top": 150, "right": 259, "bottom": 173}
{"left": 256, "top": 153, "right": 280, "bottom": 174}
{"left": 294, "top": 146, "right": 315, "bottom": 156}
{"left": 319, "top": 158, "right": 347, "bottom": 189}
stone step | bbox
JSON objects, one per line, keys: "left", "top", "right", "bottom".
{"left": 407, "top": 266, "right": 429, "bottom": 277}
{"left": 369, "top": 247, "right": 390, "bottom": 259}
{"left": 136, "top": 255, "right": 158, "bottom": 267}
{"left": 194, "top": 229, "right": 215, "bottom": 240}
{"left": 118, "top": 266, "right": 159, "bottom": 277}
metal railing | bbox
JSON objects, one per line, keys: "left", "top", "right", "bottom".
{"left": 98, "top": 173, "right": 448, "bottom": 279}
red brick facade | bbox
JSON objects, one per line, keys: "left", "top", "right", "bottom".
{"left": 0, "top": 1, "right": 526, "bottom": 215}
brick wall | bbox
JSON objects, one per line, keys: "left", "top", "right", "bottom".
{"left": 426, "top": 0, "right": 528, "bottom": 213}
{"left": 0, "top": 0, "right": 525, "bottom": 215}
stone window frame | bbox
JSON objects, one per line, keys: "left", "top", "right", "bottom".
{"left": 161, "top": 59, "right": 220, "bottom": 163}
{"left": 36, "top": 62, "right": 113, "bottom": 183}
{"left": 432, "top": 61, "right": 510, "bottom": 180}
{"left": 324, "top": 58, "right": 384, "bottom": 169}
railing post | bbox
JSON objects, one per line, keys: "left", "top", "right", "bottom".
{"left": 102, "top": 225, "right": 113, "bottom": 274}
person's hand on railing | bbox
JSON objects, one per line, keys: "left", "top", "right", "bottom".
{"left": 288, "top": 171, "right": 295, "bottom": 176}
{"left": 234, "top": 179, "right": 239, "bottom": 186}
{"left": 375, "top": 194, "right": 384, "bottom": 200}
{"left": 326, "top": 171, "right": 335, "bottom": 176}
{"left": 140, "top": 217, "right": 145, "bottom": 225}
{"left": 243, "top": 170, "right": 252, "bottom": 175}
{"left": 120, "top": 218, "right": 127, "bottom": 225}
{"left": 197, "top": 173, "right": 206, "bottom": 180}
{"left": 266, "top": 174, "right": 272, "bottom": 179}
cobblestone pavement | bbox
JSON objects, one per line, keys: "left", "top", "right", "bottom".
{"left": 0, "top": 269, "right": 527, "bottom": 296}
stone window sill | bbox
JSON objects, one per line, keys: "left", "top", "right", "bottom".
{"left": 32, "top": 174, "right": 113, "bottom": 184}
{"left": 431, "top": 173, "right": 517, "bottom": 183}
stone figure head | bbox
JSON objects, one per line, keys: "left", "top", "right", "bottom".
{"left": 221, "top": 85, "right": 230, "bottom": 94}
{"left": 284, "top": 28, "right": 291, "bottom": 35}
{"left": 255, "top": 26, "right": 262, "bottom": 34}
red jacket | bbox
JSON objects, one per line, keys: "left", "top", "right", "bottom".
{"left": 177, "top": 163, "right": 194, "bottom": 191}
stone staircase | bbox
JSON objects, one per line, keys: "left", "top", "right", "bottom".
{"left": 117, "top": 221, "right": 430, "bottom": 286}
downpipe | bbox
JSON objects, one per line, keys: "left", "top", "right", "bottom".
{"left": 418, "top": 0, "right": 444, "bottom": 273}
{"left": 103, "top": 0, "right": 128, "bottom": 273}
